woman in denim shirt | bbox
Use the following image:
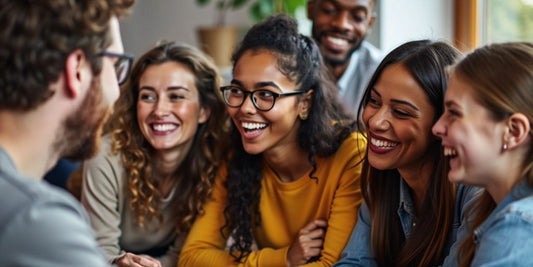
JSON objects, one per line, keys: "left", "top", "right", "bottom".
{"left": 433, "top": 42, "right": 533, "bottom": 266}
{"left": 334, "top": 40, "right": 479, "bottom": 267}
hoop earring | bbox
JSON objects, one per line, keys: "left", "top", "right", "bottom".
{"left": 299, "top": 112, "right": 308, "bottom": 120}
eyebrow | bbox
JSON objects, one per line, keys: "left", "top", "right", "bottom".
{"left": 230, "top": 79, "right": 282, "bottom": 91}
{"left": 139, "top": 86, "right": 189, "bottom": 91}
{"left": 371, "top": 87, "right": 420, "bottom": 111}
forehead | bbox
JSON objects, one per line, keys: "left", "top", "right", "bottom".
{"left": 233, "top": 50, "right": 295, "bottom": 89}
{"left": 319, "top": 0, "right": 374, "bottom": 10}
{"left": 106, "top": 17, "right": 124, "bottom": 54}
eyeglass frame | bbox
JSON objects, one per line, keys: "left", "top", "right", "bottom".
{"left": 220, "top": 85, "right": 306, "bottom": 112}
{"left": 98, "top": 51, "right": 135, "bottom": 85}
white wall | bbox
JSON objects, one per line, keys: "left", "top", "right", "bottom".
{"left": 120, "top": 0, "right": 254, "bottom": 57}
{"left": 120, "top": 0, "right": 454, "bottom": 57}
{"left": 377, "top": 0, "right": 454, "bottom": 53}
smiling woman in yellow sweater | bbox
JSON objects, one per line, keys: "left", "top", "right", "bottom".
{"left": 178, "top": 14, "right": 365, "bottom": 267}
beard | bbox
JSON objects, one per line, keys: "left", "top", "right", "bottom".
{"left": 312, "top": 26, "right": 365, "bottom": 67}
{"left": 54, "top": 77, "right": 113, "bottom": 161}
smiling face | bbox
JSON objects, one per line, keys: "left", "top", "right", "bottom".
{"left": 136, "top": 61, "right": 208, "bottom": 153}
{"left": 432, "top": 73, "right": 505, "bottom": 186}
{"left": 308, "top": 0, "right": 375, "bottom": 66}
{"left": 362, "top": 63, "right": 436, "bottom": 173}
{"left": 228, "top": 49, "right": 310, "bottom": 155}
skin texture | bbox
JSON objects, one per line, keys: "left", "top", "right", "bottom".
{"left": 362, "top": 63, "right": 436, "bottom": 206}
{"left": 432, "top": 72, "right": 530, "bottom": 203}
{"left": 308, "top": 0, "right": 375, "bottom": 78}
{"left": 228, "top": 49, "right": 323, "bottom": 266}
{"left": 137, "top": 62, "right": 208, "bottom": 155}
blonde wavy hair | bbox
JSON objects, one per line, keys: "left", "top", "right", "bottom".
{"left": 104, "top": 41, "right": 230, "bottom": 233}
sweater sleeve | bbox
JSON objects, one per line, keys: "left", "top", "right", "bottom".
{"left": 81, "top": 146, "right": 125, "bottom": 264}
{"left": 178, "top": 168, "right": 292, "bottom": 267}
{"left": 303, "top": 133, "right": 365, "bottom": 266}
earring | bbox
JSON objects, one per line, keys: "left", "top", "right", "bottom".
{"left": 299, "top": 112, "right": 308, "bottom": 120}
{"left": 503, "top": 143, "right": 508, "bottom": 151}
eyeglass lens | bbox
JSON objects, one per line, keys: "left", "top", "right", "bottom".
{"left": 115, "top": 58, "right": 129, "bottom": 85}
{"left": 223, "top": 88, "right": 275, "bottom": 111}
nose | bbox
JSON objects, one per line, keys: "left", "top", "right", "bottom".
{"left": 331, "top": 10, "right": 354, "bottom": 32}
{"left": 432, "top": 115, "right": 447, "bottom": 138}
{"left": 154, "top": 98, "right": 171, "bottom": 117}
{"left": 367, "top": 107, "right": 390, "bottom": 131}
{"left": 240, "top": 93, "right": 257, "bottom": 114}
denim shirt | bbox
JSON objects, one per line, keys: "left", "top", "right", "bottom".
{"left": 333, "top": 178, "right": 480, "bottom": 267}
{"left": 470, "top": 181, "right": 533, "bottom": 266}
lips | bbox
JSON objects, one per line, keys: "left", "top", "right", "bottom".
{"left": 320, "top": 32, "right": 355, "bottom": 52}
{"left": 150, "top": 122, "right": 178, "bottom": 135}
{"left": 240, "top": 121, "right": 268, "bottom": 139}
{"left": 368, "top": 133, "right": 399, "bottom": 154}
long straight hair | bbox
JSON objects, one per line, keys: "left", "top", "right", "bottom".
{"left": 455, "top": 42, "right": 533, "bottom": 266}
{"left": 357, "top": 40, "right": 462, "bottom": 266}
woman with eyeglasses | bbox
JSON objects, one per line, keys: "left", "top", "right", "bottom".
{"left": 80, "top": 41, "right": 231, "bottom": 267}
{"left": 178, "top": 14, "right": 365, "bottom": 267}
{"left": 433, "top": 42, "right": 533, "bottom": 266}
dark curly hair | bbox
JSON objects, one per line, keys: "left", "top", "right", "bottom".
{"left": 0, "top": 0, "right": 134, "bottom": 111}
{"left": 222, "top": 14, "right": 357, "bottom": 262}
{"left": 105, "top": 41, "right": 231, "bottom": 234}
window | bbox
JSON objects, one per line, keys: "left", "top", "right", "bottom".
{"left": 454, "top": 0, "right": 533, "bottom": 51}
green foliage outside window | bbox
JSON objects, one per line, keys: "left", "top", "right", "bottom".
{"left": 484, "top": 0, "right": 533, "bottom": 43}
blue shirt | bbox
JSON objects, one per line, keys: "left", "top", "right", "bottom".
{"left": 470, "top": 180, "right": 533, "bottom": 266}
{"left": 333, "top": 178, "right": 480, "bottom": 267}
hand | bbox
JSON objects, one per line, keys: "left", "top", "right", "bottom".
{"left": 287, "top": 219, "right": 328, "bottom": 267}
{"left": 114, "top": 252, "right": 162, "bottom": 267}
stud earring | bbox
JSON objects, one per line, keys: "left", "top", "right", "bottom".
{"left": 299, "top": 112, "right": 308, "bottom": 120}
{"left": 503, "top": 143, "right": 508, "bottom": 151}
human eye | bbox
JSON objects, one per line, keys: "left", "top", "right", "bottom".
{"left": 139, "top": 91, "right": 156, "bottom": 102}
{"left": 351, "top": 10, "right": 367, "bottom": 23}
{"left": 366, "top": 94, "right": 380, "bottom": 107}
{"left": 393, "top": 109, "right": 412, "bottom": 118}
{"left": 169, "top": 92, "right": 185, "bottom": 101}
{"left": 228, "top": 87, "right": 244, "bottom": 96}
{"left": 256, "top": 90, "right": 274, "bottom": 99}
{"left": 320, "top": 2, "right": 337, "bottom": 15}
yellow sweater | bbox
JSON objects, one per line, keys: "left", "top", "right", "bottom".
{"left": 179, "top": 132, "right": 366, "bottom": 267}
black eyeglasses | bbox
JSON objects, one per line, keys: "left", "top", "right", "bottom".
{"left": 220, "top": 85, "right": 305, "bottom": 111}
{"left": 98, "top": 51, "right": 135, "bottom": 85}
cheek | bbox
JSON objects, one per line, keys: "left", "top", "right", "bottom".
{"left": 361, "top": 107, "right": 372, "bottom": 127}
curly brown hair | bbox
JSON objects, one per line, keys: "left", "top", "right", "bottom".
{"left": 105, "top": 41, "right": 231, "bottom": 233}
{"left": 0, "top": 0, "right": 134, "bottom": 111}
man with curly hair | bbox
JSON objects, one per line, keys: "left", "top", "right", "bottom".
{"left": 0, "top": 0, "right": 136, "bottom": 265}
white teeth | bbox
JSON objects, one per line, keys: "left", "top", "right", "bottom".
{"left": 327, "top": 36, "right": 348, "bottom": 46}
{"left": 370, "top": 138, "right": 398, "bottom": 148}
{"left": 152, "top": 124, "right": 177, "bottom": 131}
{"left": 444, "top": 147, "right": 457, "bottom": 157}
{"left": 242, "top": 122, "right": 267, "bottom": 130}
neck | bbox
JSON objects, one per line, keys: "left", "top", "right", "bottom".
{"left": 329, "top": 61, "right": 350, "bottom": 81}
{"left": 485, "top": 151, "right": 526, "bottom": 204}
{"left": 263, "top": 142, "right": 311, "bottom": 183}
{"left": 0, "top": 108, "right": 62, "bottom": 179}
{"left": 398, "top": 160, "right": 434, "bottom": 212}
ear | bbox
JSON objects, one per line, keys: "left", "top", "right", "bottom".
{"left": 504, "top": 112, "right": 530, "bottom": 150}
{"left": 299, "top": 89, "right": 314, "bottom": 114}
{"left": 307, "top": 0, "right": 315, "bottom": 20}
{"left": 64, "top": 49, "right": 90, "bottom": 99}
{"left": 198, "top": 105, "right": 211, "bottom": 124}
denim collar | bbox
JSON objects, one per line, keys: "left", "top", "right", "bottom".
{"left": 398, "top": 177, "right": 417, "bottom": 236}
{"left": 474, "top": 180, "right": 533, "bottom": 243}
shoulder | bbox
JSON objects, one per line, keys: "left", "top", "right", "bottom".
{"left": 0, "top": 183, "right": 108, "bottom": 265}
{"left": 359, "top": 41, "right": 383, "bottom": 64}
{"left": 498, "top": 196, "right": 533, "bottom": 224}
{"left": 337, "top": 132, "right": 367, "bottom": 155}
